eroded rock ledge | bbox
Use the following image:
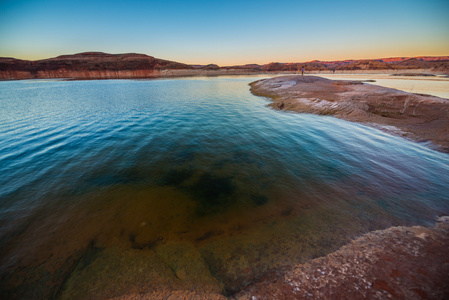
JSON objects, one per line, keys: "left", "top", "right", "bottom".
{"left": 234, "top": 216, "right": 449, "bottom": 299}
{"left": 111, "top": 218, "right": 449, "bottom": 299}
{"left": 250, "top": 75, "right": 449, "bottom": 152}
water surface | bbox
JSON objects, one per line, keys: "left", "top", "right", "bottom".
{"left": 1, "top": 76, "right": 448, "bottom": 298}
{"left": 318, "top": 73, "right": 449, "bottom": 99}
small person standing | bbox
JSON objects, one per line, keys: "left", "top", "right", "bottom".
{"left": 301, "top": 66, "right": 305, "bottom": 76}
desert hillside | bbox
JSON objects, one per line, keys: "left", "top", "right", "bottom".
{"left": 1, "top": 53, "right": 448, "bottom": 80}
{"left": 0, "top": 52, "right": 192, "bottom": 80}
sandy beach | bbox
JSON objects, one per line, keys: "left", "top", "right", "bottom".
{"left": 250, "top": 75, "right": 449, "bottom": 152}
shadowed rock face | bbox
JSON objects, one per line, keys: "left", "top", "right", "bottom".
{"left": 250, "top": 75, "right": 449, "bottom": 152}
{"left": 0, "top": 52, "right": 193, "bottom": 80}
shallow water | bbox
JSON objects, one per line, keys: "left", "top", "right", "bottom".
{"left": 1, "top": 76, "right": 448, "bottom": 298}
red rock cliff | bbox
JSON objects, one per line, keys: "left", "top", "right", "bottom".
{"left": 0, "top": 52, "right": 193, "bottom": 80}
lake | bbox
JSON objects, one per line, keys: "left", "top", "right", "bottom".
{"left": 319, "top": 73, "right": 449, "bottom": 99}
{"left": 1, "top": 75, "right": 448, "bottom": 298}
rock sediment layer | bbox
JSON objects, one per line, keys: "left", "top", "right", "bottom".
{"left": 250, "top": 75, "right": 449, "bottom": 152}
{"left": 0, "top": 52, "right": 192, "bottom": 80}
{"left": 235, "top": 217, "right": 449, "bottom": 299}
{"left": 1, "top": 53, "right": 448, "bottom": 80}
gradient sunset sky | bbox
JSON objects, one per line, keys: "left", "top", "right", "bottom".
{"left": 1, "top": 0, "right": 448, "bottom": 65}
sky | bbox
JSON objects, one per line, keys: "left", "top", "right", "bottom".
{"left": 0, "top": 0, "right": 448, "bottom": 65}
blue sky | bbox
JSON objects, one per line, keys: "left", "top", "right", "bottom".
{"left": 0, "top": 0, "right": 448, "bottom": 65}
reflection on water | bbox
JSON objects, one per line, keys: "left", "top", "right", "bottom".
{"left": 0, "top": 76, "right": 448, "bottom": 298}
{"left": 318, "top": 73, "right": 449, "bottom": 99}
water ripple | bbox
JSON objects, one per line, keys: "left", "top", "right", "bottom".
{"left": 1, "top": 77, "right": 449, "bottom": 232}
{"left": 1, "top": 77, "right": 449, "bottom": 297}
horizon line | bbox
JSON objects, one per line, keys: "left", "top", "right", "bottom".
{"left": 2, "top": 51, "right": 449, "bottom": 67}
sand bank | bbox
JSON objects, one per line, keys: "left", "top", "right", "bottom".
{"left": 250, "top": 75, "right": 449, "bottom": 152}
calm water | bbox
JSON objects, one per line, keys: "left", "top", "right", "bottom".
{"left": 319, "top": 73, "right": 449, "bottom": 99}
{"left": 1, "top": 76, "right": 449, "bottom": 298}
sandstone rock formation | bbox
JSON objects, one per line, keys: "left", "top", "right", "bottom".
{"left": 258, "top": 57, "right": 449, "bottom": 73}
{"left": 250, "top": 75, "right": 449, "bottom": 152}
{"left": 0, "top": 52, "right": 192, "bottom": 80}
{"left": 1, "top": 54, "right": 448, "bottom": 80}
{"left": 234, "top": 216, "right": 449, "bottom": 299}
{"left": 105, "top": 217, "right": 449, "bottom": 299}
{"left": 193, "top": 64, "right": 221, "bottom": 70}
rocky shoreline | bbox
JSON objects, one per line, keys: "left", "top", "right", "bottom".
{"left": 250, "top": 75, "right": 449, "bottom": 152}
{"left": 110, "top": 217, "right": 449, "bottom": 299}
{"left": 233, "top": 216, "right": 449, "bottom": 299}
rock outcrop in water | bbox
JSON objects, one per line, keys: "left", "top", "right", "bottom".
{"left": 0, "top": 52, "right": 193, "bottom": 80}
{"left": 250, "top": 75, "right": 449, "bottom": 152}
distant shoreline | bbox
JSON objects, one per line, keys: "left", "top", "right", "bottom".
{"left": 1, "top": 68, "right": 447, "bottom": 82}
{"left": 1, "top": 52, "right": 448, "bottom": 80}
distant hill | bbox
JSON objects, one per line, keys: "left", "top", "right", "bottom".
{"left": 221, "top": 64, "right": 264, "bottom": 70}
{"left": 254, "top": 56, "right": 449, "bottom": 72}
{"left": 1, "top": 52, "right": 448, "bottom": 80}
{"left": 0, "top": 52, "right": 193, "bottom": 80}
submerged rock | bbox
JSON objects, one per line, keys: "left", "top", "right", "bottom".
{"left": 234, "top": 217, "right": 449, "bottom": 299}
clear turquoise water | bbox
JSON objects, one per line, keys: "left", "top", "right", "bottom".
{"left": 1, "top": 76, "right": 448, "bottom": 298}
